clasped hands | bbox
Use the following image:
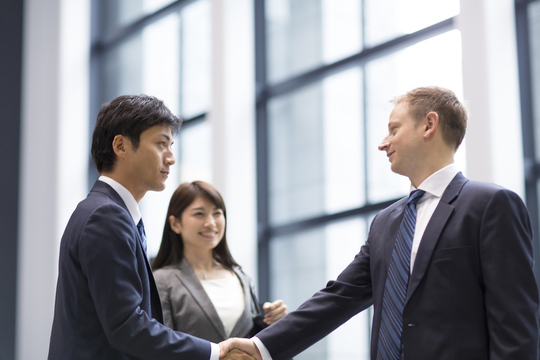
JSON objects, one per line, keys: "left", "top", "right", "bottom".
{"left": 219, "top": 338, "right": 260, "bottom": 360}
{"left": 219, "top": 299, "right": 287, "bottom": 359}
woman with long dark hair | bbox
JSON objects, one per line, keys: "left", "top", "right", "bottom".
{"left": 152, "top": 181, "right": 287, "bottom": 343}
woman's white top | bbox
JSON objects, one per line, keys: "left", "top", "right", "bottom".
{"left": 200, "top": 273, "right": 245, "bottom": 336}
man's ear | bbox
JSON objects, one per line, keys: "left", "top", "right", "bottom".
{"left": 423, "top": 111, "right": 439, "bottom": 139}
{"left": 112, "top": 134, "right": 128, "bottom": 158}
{"left": 169, "top": 215, "right": 182, "bottom": 234}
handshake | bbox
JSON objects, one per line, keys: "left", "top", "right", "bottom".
{"left": 219, "top": 338, "right": 261, "bottom": 360}
{"left": 218, "top": 299, "right": 286, "bottom": 359}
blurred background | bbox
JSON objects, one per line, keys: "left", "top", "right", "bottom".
{"left": 1, "top": 0, "right": 540, "bottom": 359}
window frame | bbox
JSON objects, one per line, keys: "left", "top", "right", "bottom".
{"left": 89, "top": 0, "right": 207, "bottom": 185}
{"left": 254, "top": 0, "right": 457, "bottom": 302}
{"left": 515, "top": 0, "right": 540, "bottom": 288}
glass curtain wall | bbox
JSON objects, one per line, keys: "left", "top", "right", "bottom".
{"left": 516, "top": 0, "right": 540, "bottom": 288}
{"left": 90, "top": 0, "right": 212, "bottom": 257}
{"left": 256, "top": 1, "right": 463, "bottom": 359}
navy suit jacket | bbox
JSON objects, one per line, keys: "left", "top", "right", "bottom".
{"left": 48, "top": 181, "right": 212, "bottom": 360}
{"left": 256, "top": 173, "right": 540, "bottom": 360}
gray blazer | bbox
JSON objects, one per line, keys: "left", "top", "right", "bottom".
{"left": 153, "top": 259, "right": 266, "bottom": 343}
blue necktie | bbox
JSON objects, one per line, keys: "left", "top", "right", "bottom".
{"left": 377, "top": 190, "right": 425, "bottom": 360}
{"left": 137, "top": 219, "right": 147, "bottom": 257}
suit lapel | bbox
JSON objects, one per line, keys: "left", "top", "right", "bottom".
{"left": 175, "top": 260, "right": 228, "bottom": 339}
{"left": 405, "top": 172, "right": 468, "bottom": 304}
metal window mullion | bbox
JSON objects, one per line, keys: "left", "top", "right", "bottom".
{"left": 515, "top": 0, "right": 540, "bottom": 289}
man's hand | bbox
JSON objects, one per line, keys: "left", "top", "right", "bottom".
{"left": 221, "top": 349, "right": 255, "bottom": 360}
{"left": 263, "top": 300, "right": 287, "bottom": 325}
{"left": 219, "top": 338, "right": 262, "bottom": 360}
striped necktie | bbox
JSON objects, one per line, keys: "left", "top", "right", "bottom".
{"left": 377, "top": 190, "right": 425, "bottom": 360}
{"left": 137, "top": 219, "right": 148, "bottom": 257}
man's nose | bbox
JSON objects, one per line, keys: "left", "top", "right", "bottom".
{"left": 378, "top": 136, "right": 389, "bottom": 151}
{"left": 165, "top": 151, "right": 175, "bottom": 166}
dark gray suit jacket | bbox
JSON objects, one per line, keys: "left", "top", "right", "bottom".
{"left": 153, "top": 259, "right": 266, "bottom": 343}
{"left": 48, "top": 181, "right": 212, "bottom": 360}
{"left": 256, "top": 173, "right": 540, "bottom": 360}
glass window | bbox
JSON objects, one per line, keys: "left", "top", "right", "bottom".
{"left": 100, "top": 0, "right": 211, "bottom": 119}
{"left": 180, "top": 0, "right": 211, "bottom": 118}
{"left": 270, "top": 216, "right": 372, "bottom": 360}
{"left": 364, "top": 0, "right": 459, "bottom": 47}
{"left": 178, "top": 120, "right": 213, "bottom": 183}
{"left": 102, "top": 12, "right": 180, "bottom": 113}
{"left": 94, "top": 0, "right": 212, "bottom": 259}
{"left": 268, "top": 67, "right": 364, "bottom": 225}
{"left": 103, "top": 0, "right": 177, "bottom": 33}
{"left": 266, "top": 0, "right": 362, "bottom": 83}
{"left": 529, "top": 1, "right": 540, "bottom": 158}
{"left": 258, "top": 1, "right": 463, "bottom": 358}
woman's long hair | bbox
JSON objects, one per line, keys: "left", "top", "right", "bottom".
{"left": 152, "top": 181, "right": 239, "bottom": 271}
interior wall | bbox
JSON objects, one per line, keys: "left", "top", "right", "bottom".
{"left": 458, "top": 0, "right": 525, "bottom": 196}
{"left": 16, "top": 0, "right": 89, "bottom": 359}
{"left": 0, "top": 1, "right": 24, "bottom": 359}
{"left": 211, "top": 0, "right": 257, "bottom": 280}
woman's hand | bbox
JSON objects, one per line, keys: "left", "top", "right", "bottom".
{"left": 262, "top": 300, "right": 288, "bottom": 325}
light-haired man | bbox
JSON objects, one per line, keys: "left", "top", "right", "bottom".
{"left": 221, "top": 87, "right": 539, "bottom": 360}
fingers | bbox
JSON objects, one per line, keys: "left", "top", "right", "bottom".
{"left": 219, "top": 338, "right": 261, "bottom": 360}
{"left": 221, "top": 349, "right": 255, "bottom": 360}
{"left": 263, "top": 300, "right": 287, "bottom": 325}
{"left": 219, "top": 338, "right": 235, "bottom": 358}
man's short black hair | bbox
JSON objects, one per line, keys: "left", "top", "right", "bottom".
{"left": 91, "top": 94, "right": 182, "bottom": 173}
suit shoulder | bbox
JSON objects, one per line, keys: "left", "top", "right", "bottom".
{"left": 76, "top": 191, "right": 131, "bottom": 223}
{"left": 462, "top": 179, "right": 504, "bottom": 193}
{"left": 376, "top": 196, "right": 408, "bottom": 216}
{"left": 153, "top": 266, "right": 181, "bottom": 278}
{"left": 153, "top": 267, "right": 181, "bottom": 286}
{"left": 461, "top": 180, "right": 523, "bottom": 201}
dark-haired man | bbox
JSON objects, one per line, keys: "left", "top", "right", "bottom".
{"left": 48, "top": 95, "right": 253, "bottom": 360}
{"left": 221, "top": 87, "right": 539, "bottom": 360}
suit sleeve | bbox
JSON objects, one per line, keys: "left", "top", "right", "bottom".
{"left": 78, "top": 203, "right": 211, "bottom": 360}
{"left": 256, "top": 238, "right": 374, "bottom": 360}
{"left": 480, "top": 189, "right": 540, "bottom": 359}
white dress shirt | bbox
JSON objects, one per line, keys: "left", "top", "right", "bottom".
{"left": 253, "top": 164, "right": 461, "bottom": 360}
{"left": 98, "top": 176, "right": 220, "bottom": 360}
{"left": 410, "top": 163, "right": 459, "bottom": 272}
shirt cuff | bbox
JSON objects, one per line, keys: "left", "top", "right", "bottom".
{"left": 210, "top": 342, "right": 220, "bottom": 360}
{"left": 252, "top": 336, "right": 273, "bottom": 360}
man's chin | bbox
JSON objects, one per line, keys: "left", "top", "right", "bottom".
{"left": 390, "top": 164, "right": 406, "bottom": 177}
{"left": 149, "top": 183, "right": 167, "bottom": 192}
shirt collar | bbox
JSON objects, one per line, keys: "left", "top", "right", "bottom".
{"left": 98, "top": 175, "right": 141, "bottom": 225}
{"left": 410, "top": 163, "right": 460, "bottom": 199}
